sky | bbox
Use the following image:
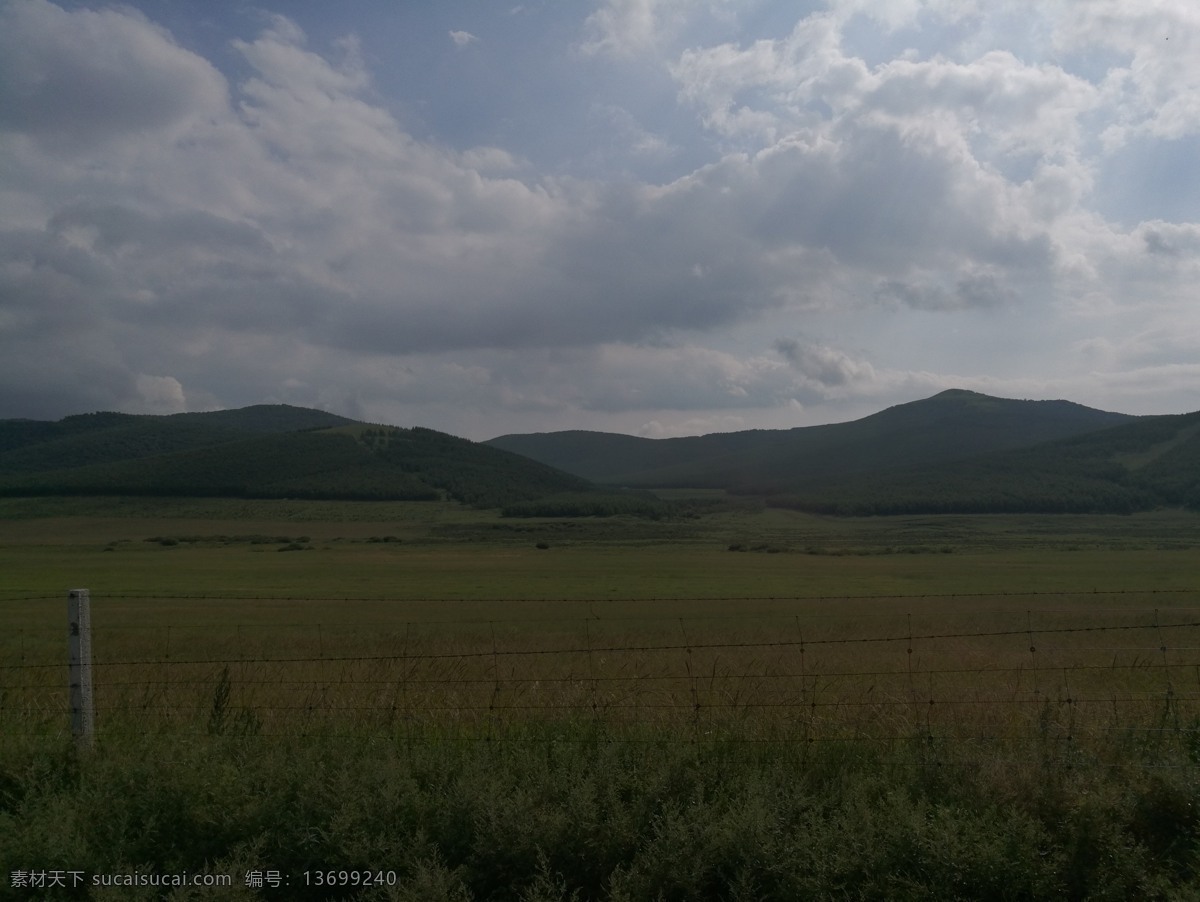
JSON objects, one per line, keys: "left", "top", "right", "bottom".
{"left": 2, "top": 0, "right": 1199, "bottom": 440}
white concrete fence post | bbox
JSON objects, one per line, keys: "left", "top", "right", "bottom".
{"left": 68, "top": 588, "right": 95, "bottom": 744}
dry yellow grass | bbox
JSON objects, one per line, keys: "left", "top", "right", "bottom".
{"left": 6, "top": 590, "right": 1199, "bottom": 765}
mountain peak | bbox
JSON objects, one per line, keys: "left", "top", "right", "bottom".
{"left": 930, "top": 388, "right": 990, "bottom": 400}
{"left": 487, "top": 390, "right": 1137, "bottom": 489}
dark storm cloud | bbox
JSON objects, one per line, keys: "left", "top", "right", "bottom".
{"left": 47, "top": 203, "right": 273, "bottom": 257}
{"left": 774, "top": 337, "right": 875, "bottom": 388}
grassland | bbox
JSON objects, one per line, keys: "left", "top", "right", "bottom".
{"left": 3, "top": 497, "right": 1200, "bottom": 898}
{"left": 4, "top": 495, "right": 1200, "bottom": 596}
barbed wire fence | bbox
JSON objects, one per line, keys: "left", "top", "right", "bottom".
{"left": 3, "top": 589, "right": 1200, "bottom": 768}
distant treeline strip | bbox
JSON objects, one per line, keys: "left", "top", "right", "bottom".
{"left": 500, "top": 491, "right": 673, "bottom": 518}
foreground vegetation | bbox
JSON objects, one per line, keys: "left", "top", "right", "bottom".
{"left": 3, "top": 497, "right": 1200, "bottom": 898}
{"left": 4, "top": 725, "right": 1200, "bottom": 900}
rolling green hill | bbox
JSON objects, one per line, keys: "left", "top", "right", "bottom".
{"left": 773, "top": 410, "right": 1200, "bottom": 515}
{"left": 488, "top": 389, "right": 1200, "bottom": 514}
{"left": 0, "top": 405, "right": 355, "bottom": 472}
{"left": 487, "top": 390, "right": 1136, "bottom": 492}
{"left": 0, "top": 408, "right": 594, "bottom": 507}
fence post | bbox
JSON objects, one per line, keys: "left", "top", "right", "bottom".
{"left": 68, "top": 588, "right": 95, "bottom": 744}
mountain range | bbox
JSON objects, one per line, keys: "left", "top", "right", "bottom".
{"left": 2, "top": 390, "right": 1198, "bottom": 515}
{"left": 487, "top": 389, "right": 1200, "bottom": 515}
{"left": 487, "top": 390, "right": 1134, "bottom": 489}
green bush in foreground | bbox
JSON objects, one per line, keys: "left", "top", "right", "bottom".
{"left": 2, "top": 725, "right": 1199, "bottom": 900}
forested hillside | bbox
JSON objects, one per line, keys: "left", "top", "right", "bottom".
{"left": 768, "top": 412, "right": 1200, "bottom": 515}
{"left": 6, "top": 393, "right": 1196, "bottom": 515}
{"left": 0, "top": 410, "right": 595, "bottom": 508}
{"left": 0, "top": 405, "right": 354, "bottom": 472}
{"left": 488, "top": 390, "right": 1136, "bottom": 491}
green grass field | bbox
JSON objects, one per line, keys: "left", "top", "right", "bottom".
{"left": 4, "top": 496, "right": 1200, "bottom": 599}
{"left": 3, "top": 498, "right": 1200, "bottom": 899}
{"left": 4, "top": 498, "right": 1200, "bottom": 757}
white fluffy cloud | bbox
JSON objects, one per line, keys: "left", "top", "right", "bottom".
{"left": 581, "top": 0, "right": 690, "bottom": 57}
{"left": 0, "top": 0, "right": 229, "bottom": 152}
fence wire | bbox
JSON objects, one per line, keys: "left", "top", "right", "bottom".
{"left": 3, "top": 591, "right": 1200, "bottom": 766}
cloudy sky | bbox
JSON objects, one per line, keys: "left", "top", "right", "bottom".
{"left": 2, "top": 0, "right": 1199, "bottom": 439}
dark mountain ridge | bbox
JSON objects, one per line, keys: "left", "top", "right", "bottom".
{"left": 0, "top": 405, "right": 355, "bottom": 471}
{"left": 776, "top": 409, "right": 1200, "bottom": 515}
{"left": 487, "top": 389, "right": 1137, "bottom": 492}
{"left": 0, "top": 406, "right": 592, "bottom": 507}
{"left": 487, "top": 389, "right": 1200, "bottom": 514}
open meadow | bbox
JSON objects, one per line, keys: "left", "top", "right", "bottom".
{"left": 4, "top": 497, "right": 1200, "bottom": 899}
